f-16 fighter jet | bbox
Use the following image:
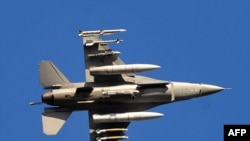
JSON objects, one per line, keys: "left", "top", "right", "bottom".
{"left": 32, "top": 29, "right": 225, "bottom": 141}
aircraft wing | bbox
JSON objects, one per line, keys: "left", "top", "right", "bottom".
{"left": 78, "top": 29, "right": 132, "bottom": 83}
{"left": 88, "top": 110, "right": 129, "bottom": 141}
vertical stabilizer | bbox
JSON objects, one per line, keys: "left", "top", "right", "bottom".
{"left": 39, "top": 61, "right": 70, "bottom": 89}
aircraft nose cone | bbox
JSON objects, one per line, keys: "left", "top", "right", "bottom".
{"left": 201, "top": 84, "right": 224, "bottom": 95}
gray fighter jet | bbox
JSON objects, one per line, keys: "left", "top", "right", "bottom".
{"left": 32, "top": 29, "right": 225, "bottom": 141}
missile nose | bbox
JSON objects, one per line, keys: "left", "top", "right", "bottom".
{"left": 149, "top": 112, "right": 164, "bottom": 118}
{"left": 136, "top": 112, "right": 164, "bottom": 120}
{"left": 156, "top": 113, "right": 164, "bottom": 118}
{"left": 201, "top": 84, "right": 224, "bottom": 95}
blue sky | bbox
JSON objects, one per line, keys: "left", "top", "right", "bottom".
{"left": 1, "top": 0, "right": 250, "bottom": 141}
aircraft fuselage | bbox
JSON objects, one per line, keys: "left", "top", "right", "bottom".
{"left": 42, "top": 81, "right": 223, "bottom": 111}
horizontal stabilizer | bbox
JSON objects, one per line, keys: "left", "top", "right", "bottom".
{"left": 39, "top": 61, "right": 70, "bottom": 89}
{"left": 42, "top": 108, "right": 72, "bottom": 135}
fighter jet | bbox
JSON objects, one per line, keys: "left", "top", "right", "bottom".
{"left": 32, "top": 29, "right": 225, "bottom": 141}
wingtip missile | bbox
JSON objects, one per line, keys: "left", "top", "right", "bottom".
{"left": 78, "top": 29, "right": 126, "bottom": 36}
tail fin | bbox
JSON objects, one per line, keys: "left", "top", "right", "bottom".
{"left": 39, "top": 61, "right": 70, "bottom": 89}
{"left": 42, "top": 108, "right": 72, "bottom": 135}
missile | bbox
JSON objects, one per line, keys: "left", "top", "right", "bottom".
{"left": 90, "top": 64, "right": 160, "bottom": 75}
{"left": 85, "top": 39, "right": 123, "bottom": 46}
{"left": 96, "top": 136, "right": 128, "bottom": 141}
{"left": 96, "top": 128, "right": 128, "bottom": 134}
{"left": 93, "top": 112, "right": 164, "bottom": 123}
{"left": 87, "top": 51, "right": 121, "bottom": 57}
{"left": 78, "top": 29, "right": 126, "bottom": 36}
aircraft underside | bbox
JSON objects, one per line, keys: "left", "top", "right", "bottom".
{"left": 32, "top": 28, "right": 225, "bottom": 141}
